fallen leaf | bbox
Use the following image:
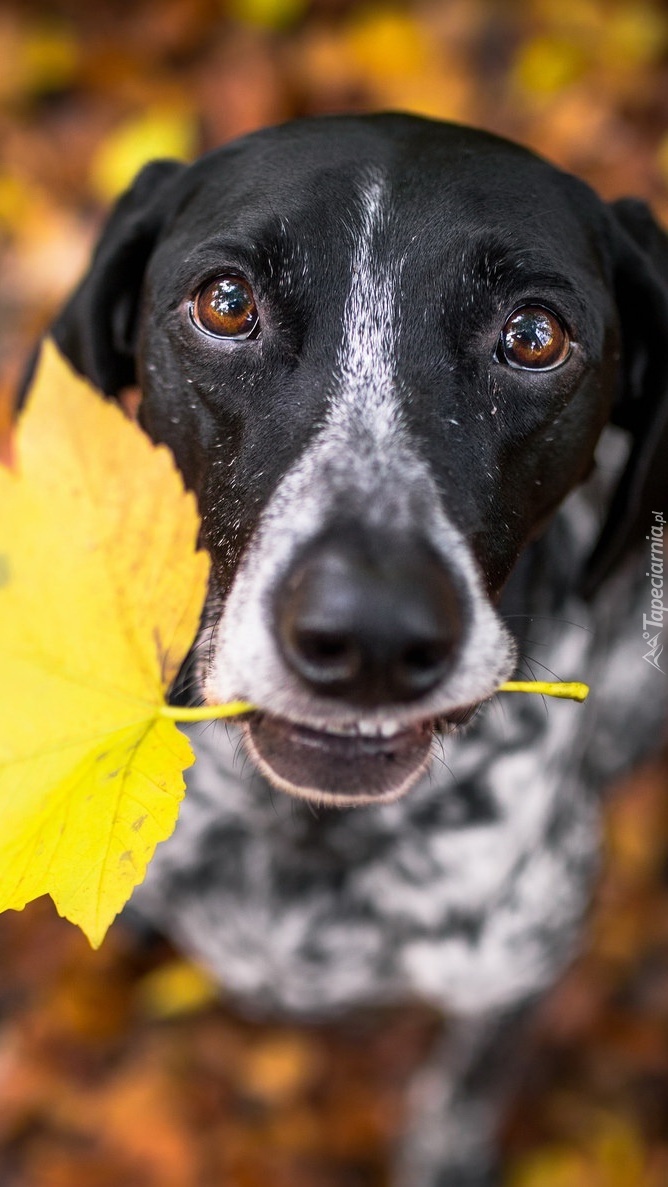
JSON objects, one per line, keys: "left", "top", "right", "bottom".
{"left": 512, "top": 1115, "right": 651, "bottom": 1187}
{"left": 136, "top": 958, "right": 219, "bottom": 1019}
{"left": 237, "top": 1033, "right": 320, "bottom": 1105}
{"left": 227, "top": 0, "right": 309, "bottom": 31}
{"left": 0, "top": 340, "right": 209, "bottom": 947}
{"left": 344, "top": 9, "right": 432, "bottom": 80}
{"left": 513, "top": 35, "right": 589, "bottom": 97}
{"left": 89, "top": 104, "right": 198, "bottom": 201}
{"left": 19, "top": 19, "right": 80, "bottom": 96}
{"left": 604, "top": 5, "right": 667, "bottom": 69}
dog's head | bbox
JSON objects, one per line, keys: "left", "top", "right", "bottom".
{"left": 51, "top": 114, "right": 668, "bottom": 805}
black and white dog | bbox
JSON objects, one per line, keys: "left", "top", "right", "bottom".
{"left": 50, "top": 114, "right": 668, "bottom": 1185}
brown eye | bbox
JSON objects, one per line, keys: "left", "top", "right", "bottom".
{"left": 192, "top": 275, "right": 259, "bottom": 339}
{"left": 497, "top": 306, "right": 570, "bottom": 370}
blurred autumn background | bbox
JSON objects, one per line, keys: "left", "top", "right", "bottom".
{"left": 1, "top": 0, "right": 668, "bottom": 1184}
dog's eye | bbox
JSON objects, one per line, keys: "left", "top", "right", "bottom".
{"left": 191, "top": 276, "right": 259, "bottom": 339}
{"left": 497, "top": 306, "right": 570, "bottom": 370}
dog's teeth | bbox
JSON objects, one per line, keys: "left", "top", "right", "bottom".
{"left": 320, "top": 721, "right": 404, "bottom": 738}
{"left": 357, "top": 721, "right": 385, "bottom": 737}
{"left": 356, "top": 721, "right": 402, "bottom": 738}
{"left": 379, "top": 721, "right": 402, "bottom": 737}
{"left": 313, "top": 721, "right": 411, "bottom": 739}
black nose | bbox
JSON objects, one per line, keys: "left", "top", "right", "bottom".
{"left": 275, "top": 531, "right": 466, "bottom": 707}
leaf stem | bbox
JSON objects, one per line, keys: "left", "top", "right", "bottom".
{"left": 499, "top": 681, "right": 589, "bottom": 702}
{"left": 160, "top": 700, "right": 255, "bottom": 722}
{"left": 160, "top": 680, "right": 589, "bottom": 725}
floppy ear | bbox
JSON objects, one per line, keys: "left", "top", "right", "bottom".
{"left": 583, "top": 197, "right": 668, "bottom": 596}
{"left": 49, "top": 158, "right": 186, "bottom": 397}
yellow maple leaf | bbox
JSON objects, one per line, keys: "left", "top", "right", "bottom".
{"left": 0, "top": 341, "right": 245, "bottom": 947}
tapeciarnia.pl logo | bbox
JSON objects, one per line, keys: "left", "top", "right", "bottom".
{"left": 643, "top": 511, "right": 666, "bottom": 673}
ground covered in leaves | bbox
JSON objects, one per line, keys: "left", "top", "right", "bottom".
{"left": 1, "top": 1, "right": 668, "bottom": 1184}
{"left": 1, "top": 762, "right": 667, "bottom": 1187}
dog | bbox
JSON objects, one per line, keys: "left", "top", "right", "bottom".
{"left": 46, "top": 113, "right": 668, "bottom": 1186}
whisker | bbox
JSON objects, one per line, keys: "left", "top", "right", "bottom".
{"left": 518, "top": 653, "right": 569, "bottom": 682}
{"left": 233, "top": 734, "right": 246, "bottom": 767}
{"left": 429, "top": 733, "right": 461, "bottom": 791}
{"left": 517, "top": 656, "right": 550, "bottom": 716}
{"left": 503, "top": 613, "right": 593, "bottom": 634}
{"left": 267, "top": 784, "right": 282, "bottom": 819}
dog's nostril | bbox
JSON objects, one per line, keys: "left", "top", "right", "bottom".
{"left": 402, "top": 641, "right": 446, "bottom": 671}
{"left": 293, "top": 629, "right": 361, "bottom": 681}
{"left": 275, "top": 532, "right": 467, "bottom": 707}
{"left": 398, "top": 639, "right": 451, "bottom": 688}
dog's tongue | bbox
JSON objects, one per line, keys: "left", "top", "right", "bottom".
{"left": 244, "top": 715, "right": 433, "bottom": 804}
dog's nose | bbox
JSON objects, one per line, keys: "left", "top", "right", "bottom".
{"left": 275, "top": 533, "right": 466, "bottom": 706}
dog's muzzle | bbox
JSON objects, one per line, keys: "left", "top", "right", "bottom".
{"left": 242, "top": 531, "right": 468, "bottom": 805}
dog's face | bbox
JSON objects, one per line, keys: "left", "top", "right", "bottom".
{"left": 51, "top": 114, "right": 668, "bottom": 806}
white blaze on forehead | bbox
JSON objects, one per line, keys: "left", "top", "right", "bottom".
{"left": 335, "top": 175, "right": 402, "bottom": 437}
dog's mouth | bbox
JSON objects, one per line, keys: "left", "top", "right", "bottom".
{"left": 242, "top": 708, "right": 475, "bottom": 806}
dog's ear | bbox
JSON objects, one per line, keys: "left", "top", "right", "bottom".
{"left": 583, "top": 197, "right": 668, "bottom": 596}
{"left": 49, "top": 158, "right": 186, "bottom": 397}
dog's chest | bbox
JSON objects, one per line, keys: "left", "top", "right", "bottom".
{"left": 132, "top": 666, "right": 603, "bottom": 1018}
